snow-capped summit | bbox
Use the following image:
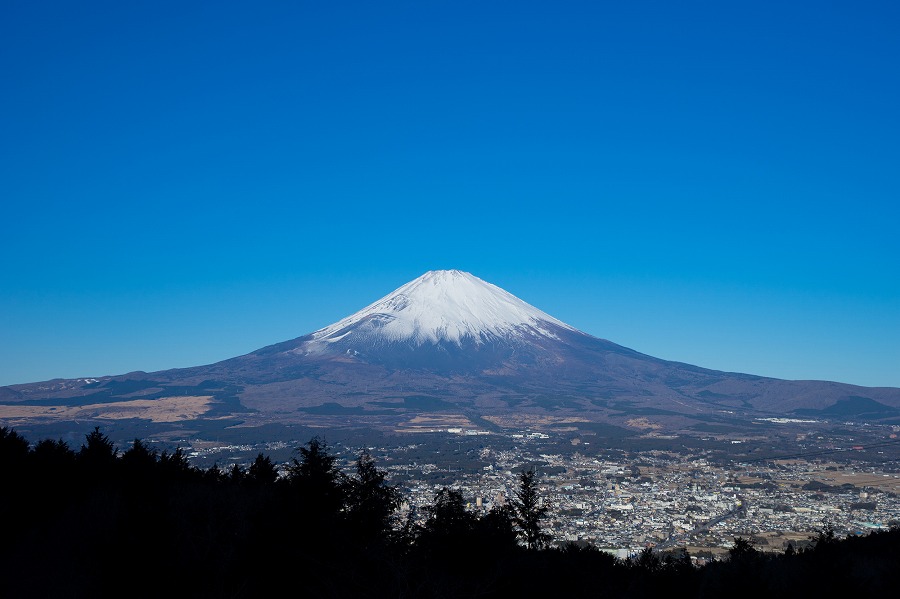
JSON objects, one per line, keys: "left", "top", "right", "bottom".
{"left": 8, "top": 270, "right": 900, "bottom": 435}
{"left": 305, "top": 270, "right": 576, "bottom": 351}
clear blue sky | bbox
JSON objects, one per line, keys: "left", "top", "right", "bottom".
{"left": 2, "top": 1, "right": 898, "bottom": 388}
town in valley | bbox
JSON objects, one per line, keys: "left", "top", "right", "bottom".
{"left": 174, "top": 415, "right": 900, "bottom": 561}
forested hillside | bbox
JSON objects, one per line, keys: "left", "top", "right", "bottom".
{"left": 2, "top": 427, "right": 898, "bottom": 598}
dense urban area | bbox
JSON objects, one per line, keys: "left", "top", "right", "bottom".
{"left": 184, "top": 418, "right": 900, "bottom": 559}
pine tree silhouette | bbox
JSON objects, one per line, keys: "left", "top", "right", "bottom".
{"left": 345, "top": 451, "right": 400, "bottom": 543}
{"left": 285, "top": 437, "right": 345, "bottom": 518}
{"left": 247, "top": 453, "right": 278, "bottom": 486}
{"left": 511, "top": 469, "right": 550, "bottom": 549}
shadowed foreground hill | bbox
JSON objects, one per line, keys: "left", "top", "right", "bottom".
{"left": 2, "top": 426, "right": 899, "bottom": 598}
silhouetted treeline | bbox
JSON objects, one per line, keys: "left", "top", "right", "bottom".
{"left": 2, "top": 426, "right": 899, "bottom": 598}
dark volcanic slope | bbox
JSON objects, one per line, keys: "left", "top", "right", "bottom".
{"left": 188, "top": 321, "right": 900, "bottom": 420}
{"left": 3, "top": 270, "right": 899, "bottom": 431}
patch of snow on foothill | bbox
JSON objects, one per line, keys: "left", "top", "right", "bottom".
{"left": 304, "top": 270, "right": 576, "bottom": 349}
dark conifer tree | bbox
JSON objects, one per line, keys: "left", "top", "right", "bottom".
{"left": 159, "top": 447, "right": 196, "bottom": 482}
{"left": 0, "top": 427, "right": 31, "bottom": 536}
{"left": 77, "top": 426, "right": 117, "bottom": 479}
{"left": 813, "top": 522, "right": 837, "bottom": 551}
{"left": 228, "top": 463, "right": 246, "bottom": 484}
{"left": 345, "top": 451, "right": 400, "bottom": 543}
{"left": 203, "top": 462, "right": 226, "bottom": 484}
{"left": 28, "top": 438, "right": 78, "bottom": 503}
{"left": 728, "top": 536, "right": 758, "bottom": 562}
{"left": 631, "top": 546, "right": 662, "bottom": 573}
{"left": 0, "top": 426, "right": 29, "bottom": 469}
{"left": 247, "top": 453, "right": 278, "bottom": 486}
{"left": 285, "top": 437, "right": 345, "bottom": 516}
{"left": 121, "top": 439, "right": 158, "bottom": 470}
{"left": 31, "top": 438, "right": 76, "bottom": 467}
{"left": 417, "top": 487, "right": 478, "bottom": 557}
{"left": 474, "top": 504, "right": 519, "bottom": 553}
{"left": 510, "top": 469, "right": 550, "bottom": 549}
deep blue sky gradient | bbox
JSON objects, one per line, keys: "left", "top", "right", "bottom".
{"left": 2, "top": 1, "right": 898, "bottom": 387}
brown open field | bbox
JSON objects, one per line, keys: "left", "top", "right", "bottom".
{"left": 395, "top": 414, "right": 475, "bottom": 433}
{"left": 0, "top": 396, "right": 214, "bottom": 424}
{"left": 482, "top": 414, "right": 589, "bottom": 428}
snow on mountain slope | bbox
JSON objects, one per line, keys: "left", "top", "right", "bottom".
{"left": 6, "top": 269, "right": 900, "bottom": 431}
{"left": 302, "top": 270, "right": 577, "bottom": 351}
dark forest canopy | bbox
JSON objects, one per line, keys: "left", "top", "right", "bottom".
{"left": 1, "top": 426, "right": 899, "bottom": 598}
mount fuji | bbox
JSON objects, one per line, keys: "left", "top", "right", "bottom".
{"left": 305, "top": 269, "right": 576, "bottom": 351}
{"left": 3, "top": 270, "right": 900, "bottom": 438}
{"left": 287, "top": 269, "right": 584, "bottom": 371}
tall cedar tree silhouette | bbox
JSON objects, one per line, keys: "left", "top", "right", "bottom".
{"left": 474, "top": 503, "right": 520, "bottom": 554}
{"left": 78, "top": 426, "right": 117, "bottom": 480}
{"left": 631, "top": 546, "right": 662, "bottom": 572}
{"left": 247, "top": 453, "right": 278, "bottom": 486}
{"left": 158, "top": 447, "right": 193, "bottom": 480}
{"left": 418, "top": 487, "right": 478, "bottom": 554}
{"left": 228, "top": 463, "right": 246, "bottom": 484}
{"left": 285, "top": 437, "right": 345, "bottom": 517}
{"left": 121, "top": 439, "right": 159, "bottom": 470}
{"left": 345, "top": 451, "right": 401, "bottom": 543}
{"left": 0, "top": 428, "right": 30, "bottom": 533}
{"left": 729, "top": 536, "right": 758, "bottom": 562}
{"left": 30, "top": 438, "right": 76, "bottom": 473}
{"left": 0, "top": 426, "right": 29, "bottom": 469}
{"left": 511, "top": 469, "right": 550, "bottom": 549}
